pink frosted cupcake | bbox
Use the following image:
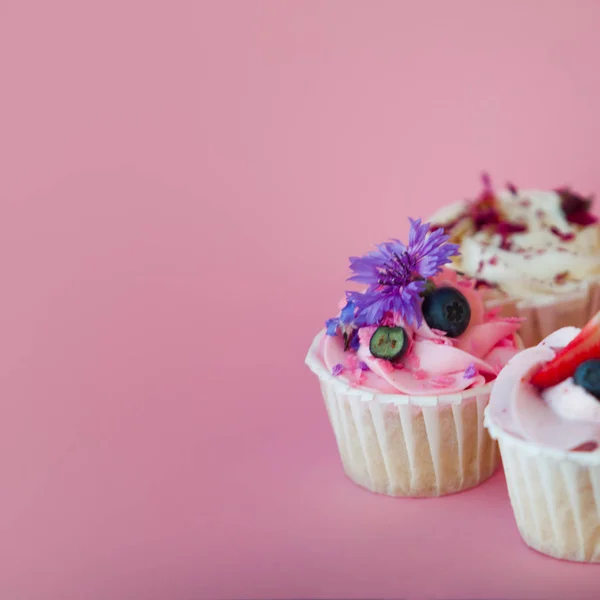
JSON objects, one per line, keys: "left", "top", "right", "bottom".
{"left": 485, "top": 315, "right": 600, "bottom": 561}
{"left": 305, "top": 219, "right": 523, "bottom": 497}
{"left": 430, "top": 175, "right": 600, "bottom": 347}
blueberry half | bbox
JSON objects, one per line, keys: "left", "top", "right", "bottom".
{"left": 369, "top": 326, "right": 408, "bottom": 362}
{"left": 422, "top": 286, "right": 471, "bottom": 338}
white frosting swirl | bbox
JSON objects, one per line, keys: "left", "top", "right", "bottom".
{"left": 487, "top": 326, "right": 600, "bottom": 451}
{"left": 431, "top": 189, "right": 600, "bottom": 304}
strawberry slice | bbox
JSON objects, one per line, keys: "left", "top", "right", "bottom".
{"left": 530, "top": 311, "right": 600, "bottom": 388}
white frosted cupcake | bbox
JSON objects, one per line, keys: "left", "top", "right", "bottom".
{"left": 306, "top": 218, "right": 523, "bottom": 497}
{"left": 430, "top": 175, "right": 600, "bottom": 347}
{"left": 485, "top": 315, "right": 600, "bottom": 561}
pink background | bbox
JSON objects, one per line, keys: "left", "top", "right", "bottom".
{"left": 1, "top": 0, "right": 600, "bottom": 598}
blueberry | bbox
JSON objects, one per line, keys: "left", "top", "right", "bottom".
{"left": 573, "top": 359, "right": 600, "bottom": 399}
{"left": 422, "top": 286, "right": 471, "bottom": 338}
{"left": 369, "top": 326, "right": 408, "bottom": 362}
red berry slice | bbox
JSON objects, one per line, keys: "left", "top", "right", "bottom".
{"left": 530, "top": 311, "right": 600, "bottom": 388}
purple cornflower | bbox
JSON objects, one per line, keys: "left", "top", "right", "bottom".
{"left": 346, "top": 218, "right": 459, "bottom": 326}
{"left": 464, "top": 363, "right": 477, "bottom": 379}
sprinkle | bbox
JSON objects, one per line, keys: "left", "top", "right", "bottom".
{"left": 406, "top": 353, "right": 421, "bottom": 369}
{"left": 464, "top": 363, "right": 478, "bottom": 379}
{"left": 358, "top": 361, "right": 369, "bottom": 372}
{"left": 502, "top": 316, "right": 526, "bottom": 323}
{"left": 332, "top": 364, "right": 344, "bottom": 376}
{"left": 489, "top": 255, "right": 498, "bottom": 265}
{"left": 507, "top": 182, "right": 519, "bottom": 195}
{"left": 477, "top": 259, "right": 484, "bottom": 274}
{"left": 349, "top": 371, "right": 367, "bottom": 387}
{"left": 430, "top": 328, "right": 448, "bottom": 336}
{"left": 346, "top": 355, "right": 358, "bottom": 370}
{"left": 377, "top": 359, "right": 395, "bottom": 374}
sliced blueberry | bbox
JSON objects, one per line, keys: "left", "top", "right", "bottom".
{"left": 422, "top": 286, "right": 471, "bottom": 338}
{"left": 573, "top": 359, "right": 600, "bottom": 400}
{"left": 369, "top": 326, "right": 408, "bottom": 362}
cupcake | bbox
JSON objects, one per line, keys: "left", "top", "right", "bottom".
{"left": 485, "top": 315, "right": 600, "bottom": 561}
{"left": 430, "top": 174, "right": 600, "bottom": 347}
{"left": 305, "top": 218, "right": 523, "bottom": 497}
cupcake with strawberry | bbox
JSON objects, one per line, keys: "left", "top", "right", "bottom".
{"left": 430, "top": 174, "right": 600, "bottom": 347}
{"left": 305, "top": 218, "right": 523, "bottom": 497}
{"left": 485, "top": 314, "right": 600, "bottom": 561}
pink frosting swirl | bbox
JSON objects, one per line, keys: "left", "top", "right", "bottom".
{"left": 320, "top": 268, "right": 521, "bottom": 396}
{"left": 487, "top": 327, "right": 600, "bottom": 450}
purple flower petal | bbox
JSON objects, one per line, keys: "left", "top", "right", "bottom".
{"left": 339, "top": 301, "right": 356, "bottom": 324}
{"left": 464, "top": 363, "right": 477, "bottom": 379}
{"left": 332, "top": 363, "right": 344, "bottom": 376}
{"left": 348, "top": 333, "right": 360, "bottom": 351}
{"left": 325, "top": 318, "right": 339, "bottom": 336}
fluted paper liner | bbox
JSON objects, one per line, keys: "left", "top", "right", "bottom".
{"left": 486, "top": 280, "right": 600, "bottom": 348}
{"left": 485, "top": 412, "right": 600, "bottom": 562}
{"left": 306, "top": 332, "right": 499, "bottom": 497}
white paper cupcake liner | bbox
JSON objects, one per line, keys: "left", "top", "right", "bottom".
{"left": 306, "top": 332, "right": 499, "bottom": 497}
{"left": 485, "top": 412, "right": 600, "bottom": 562}
{"left": 485, "top": 282, "right": 600, "bottom": 348}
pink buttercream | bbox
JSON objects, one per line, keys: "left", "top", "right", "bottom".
{"left": 488, "top": 327, "right": 600, "bottom": 450}
{"left": 320, "top": 268, "right": 521, "bottom": 396}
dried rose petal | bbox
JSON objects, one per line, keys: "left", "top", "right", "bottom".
{"left": 550, "top": 226, "right": 575, "bottom": 242}
{"left": 554, "top": 271, "right": 569, "bottom": 285}
{"left": 566, "top": 210, "right": 598, "bottom": 226}
{"left": 557, "top": 187, "right": 592, "bottom": 215}
{"left": 496, "top": 222, "right": 527, "bottom": 235}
